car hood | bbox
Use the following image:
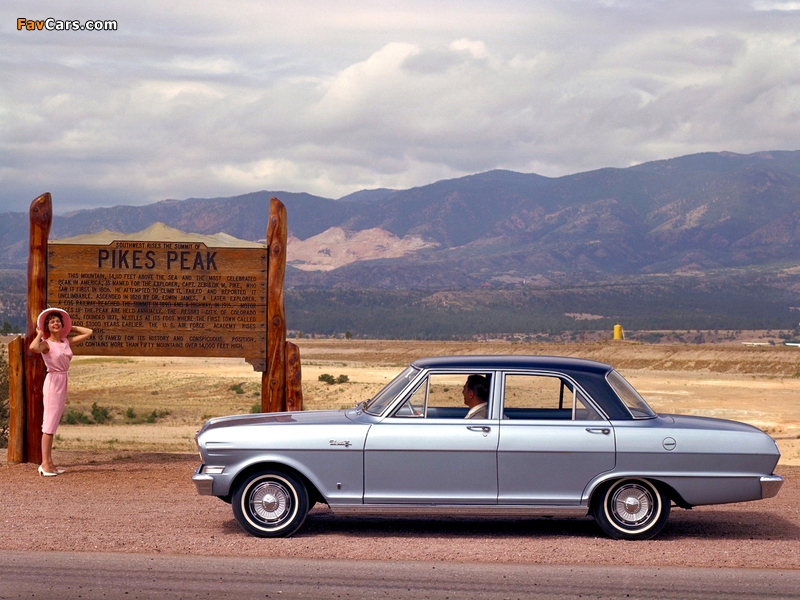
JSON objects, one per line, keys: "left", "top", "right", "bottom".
{"left": 200, "top": 409, "right": 351, "bottom": 433}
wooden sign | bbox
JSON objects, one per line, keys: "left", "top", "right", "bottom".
{"left": 47, "top": 241, "right": 267, "bottom": 359}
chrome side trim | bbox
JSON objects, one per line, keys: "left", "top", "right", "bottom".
{"left": 329, "top": 504, "right": 589, "bottom": 517}
{"left": 760, "top": 475, "right": 784, "bottom": 499}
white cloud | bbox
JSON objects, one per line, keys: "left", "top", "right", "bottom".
{"left": 1, "top": 0, "right": 799, "bottom": 213}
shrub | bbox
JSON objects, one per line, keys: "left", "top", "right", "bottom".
{"left": 146, "top": 409, "right": 170, "bottom": 423}
{"left": 319, "top": 373, "right": 349, "bottom": 384}
{"left": 91, "top": 403, "right": 112, "bottom": 424}
{"left": 62, "top": 409, "right": 92, "bottom": 425}
{"left": 230, "top": 383, "right": 245, "bottom": 394}
{"left": 250, "top": 402, "right": 262, "bottom": 414}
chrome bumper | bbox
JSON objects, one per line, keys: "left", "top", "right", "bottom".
{"left": 760, "top": 475, "right": 784, "bottom": 499}
{"left": 192, "top": 464, "right": 214, "bottom": 496}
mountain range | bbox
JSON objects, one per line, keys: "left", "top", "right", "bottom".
{"left": 3, "top": 150, "right": 800, "bottom": 290}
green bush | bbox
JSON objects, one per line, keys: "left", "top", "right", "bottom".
{"left": 230, "top": 383, "right": 245, "bottom": 394}
{"left": 250, "top": 402, "right": 262, "bottom": 414}
{"left": 319, "top": 373, "right": 349, "bottom": 385}
{"left": 91, "top": 403, "right": 112, "bottom": 424}
{"left": 145, "top": 409, "right": 170, "bottom": 423}
{"left": 62, "top": 409, "right": 92, "bottom": 425}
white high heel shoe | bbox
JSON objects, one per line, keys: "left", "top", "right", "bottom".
{"left": 38, "top": 465, "right": 58, "bottom": 477}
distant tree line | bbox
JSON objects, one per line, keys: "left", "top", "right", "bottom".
{"left": 286, "top": 281, "right": 800, "bottom": 340}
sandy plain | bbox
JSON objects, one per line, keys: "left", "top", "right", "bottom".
{"left": 41, "top": 339, "right": 800, "bottom": 464}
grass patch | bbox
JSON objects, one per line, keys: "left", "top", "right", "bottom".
{"left": 62, "top": 409, "right": 92, "bottom": 425}
{"left": 91, "top": 403, "right": 112, "bottom": 424}
{"left": 319, "top": 374, "right": 349, "bottom": 384}
{"left": 146, "top": 409, "right": 170, "bottom": 423}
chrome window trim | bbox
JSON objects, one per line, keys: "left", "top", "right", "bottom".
{"left": 498, "top": 370, "right": 609, "bottom": 421}
{"left": 384, "top": 368, "right": 498, "bottom": 420}
{"left": 364, "top": 366, "right": 423, "bottom": 416}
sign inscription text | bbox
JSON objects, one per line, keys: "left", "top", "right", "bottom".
{"left": 47, "top": 241, "right": 267, "bottom": 359}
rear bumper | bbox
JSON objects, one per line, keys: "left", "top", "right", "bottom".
{"left": 760, "top": 475, "right": 784, "bottom": 499}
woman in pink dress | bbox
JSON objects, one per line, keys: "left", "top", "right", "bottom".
{"left": 29, "top": 308, "right": 93, "bottom": 476}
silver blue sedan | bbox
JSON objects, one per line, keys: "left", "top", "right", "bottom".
{"left": 193, "top": 356, "right": 783, "bottom": 540}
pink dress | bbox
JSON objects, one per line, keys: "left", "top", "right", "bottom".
{"left": 41, "top": 338, "right": 72, "bottom": 434}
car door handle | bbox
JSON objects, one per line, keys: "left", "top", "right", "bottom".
{"left": 467, "top": 426, "right": 491, "bottom": 437}
{"left": 586, "top": 428, "right": 611, "bottom": 435}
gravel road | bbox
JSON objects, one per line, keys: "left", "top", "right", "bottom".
{"left": 2, "top": 451, "right": 797, "bottom": 570}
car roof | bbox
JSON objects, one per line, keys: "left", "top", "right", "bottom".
{"left": 410, "top": 355, "right": 613, "bottom": 375}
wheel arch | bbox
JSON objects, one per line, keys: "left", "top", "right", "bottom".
{"left": 586, "top": 474, "right": 692, "bottom": 510}
{"left": 229, "top": 460, "right": 326, "bottom": 507}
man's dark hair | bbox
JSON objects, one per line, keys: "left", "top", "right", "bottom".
{"left": 466, "top": 374, "right": 490, "bottom": 402}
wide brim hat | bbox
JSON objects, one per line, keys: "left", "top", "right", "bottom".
{"left": 37, "top": 308, "right": 72, "bottom": 338}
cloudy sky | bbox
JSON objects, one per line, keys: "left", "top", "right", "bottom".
{"left": 1, "top": 0, "right": 799, "bottom": 214}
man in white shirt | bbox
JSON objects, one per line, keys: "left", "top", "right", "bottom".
{"left": 463, "top": 374, "right": 490, "bottom": 419}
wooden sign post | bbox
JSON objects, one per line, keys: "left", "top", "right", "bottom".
{"left": 23, "top": 193, "right": 51, "bottom": 464}
{"left": 10, "top": 195, "right": 302, "bottom": 464}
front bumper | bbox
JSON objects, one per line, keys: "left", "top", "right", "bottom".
{"left": 760, "top": 475, "right": 784, "bottom": 499}
{"left": 192, "top": 464, "right": 214, "bottom": 495}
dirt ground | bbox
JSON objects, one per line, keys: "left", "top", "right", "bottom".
{"left": 0, "top": 452, "right": 797, "bottom": 569}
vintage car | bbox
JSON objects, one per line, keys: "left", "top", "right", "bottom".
{"left": 193, "top": 355, "right": 783, "bottom": 540}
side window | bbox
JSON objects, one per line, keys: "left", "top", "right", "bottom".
{"left": 503, "top": 374, "right": 603, "bottom": 421}
{"left": 393, "top": 373, "right": 492, "bottom": 418}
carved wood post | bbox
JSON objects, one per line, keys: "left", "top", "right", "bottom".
{"left": 7, "top": 335, "right": 25, "bottom": 463}
{"left": 24, "top": 193, "right": 51, "bottom": 464}
{"left": 285, "top": 341, "right": 303, "bottom": 411}
{"left": 264, "top": 197, "right": 287, "bottom": 412}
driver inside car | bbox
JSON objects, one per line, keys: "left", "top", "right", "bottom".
{"left": 463, "top": 374, "right": 490, "bottom": 419}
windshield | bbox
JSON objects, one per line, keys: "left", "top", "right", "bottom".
{"left": 365, "top": 366, "right": 419, "bottom": 415}
{"left": 606, "top": 370, "right": 657, "bottom": 419}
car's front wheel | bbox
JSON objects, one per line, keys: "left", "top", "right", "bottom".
{"left": 593, "top": 478, "right": 670, "bottom": 540}
{"left": 232, "top": 470, "right": 309, "bottom": 538}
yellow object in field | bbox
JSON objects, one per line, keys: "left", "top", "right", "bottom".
{"left": 613, "top": 324, "right": 624, "bottom": 340}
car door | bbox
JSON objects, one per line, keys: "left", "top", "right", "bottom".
{"left": 363, "top": 371, "right": 499, "bottom": 504}
{"left": 497, "top": 372, "right": 615, "bottom": 505}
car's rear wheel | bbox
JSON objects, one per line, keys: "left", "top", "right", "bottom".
{"left": 593, "top": 478, "right": 670, "bottom": 540}
{"left": 232, "top": 470, "right": 309, "bottom": 538}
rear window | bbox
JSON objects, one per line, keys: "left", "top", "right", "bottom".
{"left": 606, "top": 370, "right": 657, "bottom": 419}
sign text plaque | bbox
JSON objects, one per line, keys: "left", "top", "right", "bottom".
{"left": 47, "top": 241, "right": 267, "bottom": 359}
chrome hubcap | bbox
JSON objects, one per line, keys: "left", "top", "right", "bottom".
{"left": 261, "top": 493, "right": 280, "bottom": 512}
{"left": 250, "top": 481, "right": 291, "bottom": 524}
{"left": 612, "top": 484, "right": 654, "bottom": 526}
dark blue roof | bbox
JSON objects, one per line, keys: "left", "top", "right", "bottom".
{"left": 409, "top": 355, "right": 630, "bottom": 419}
{"left": 411, "top": 355, "right": 612, "bottom": 375}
